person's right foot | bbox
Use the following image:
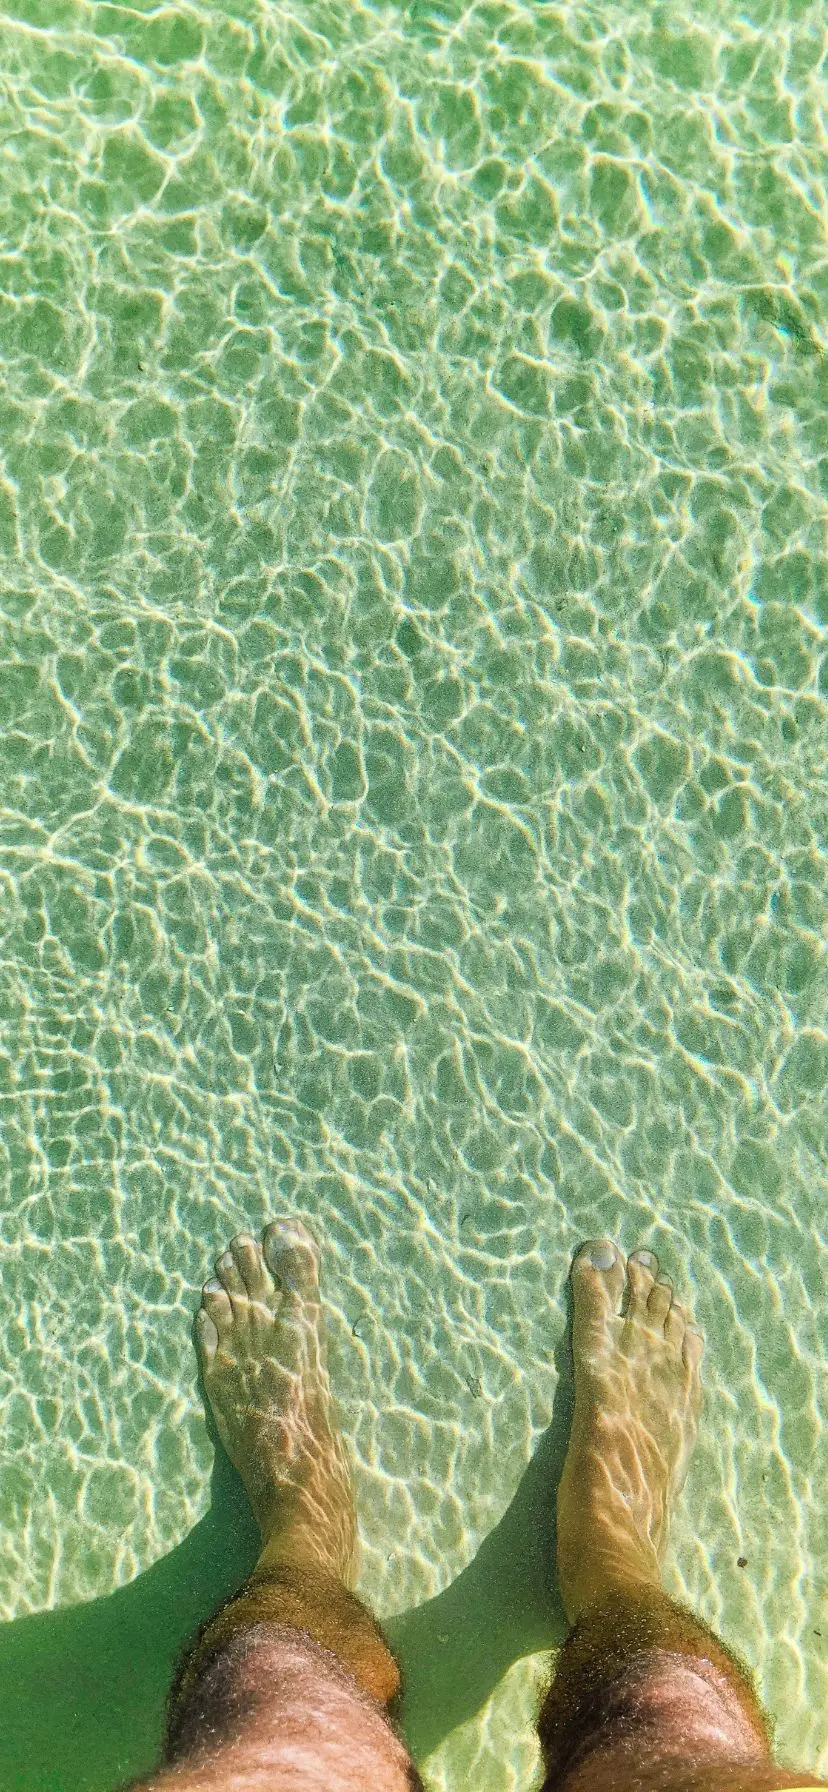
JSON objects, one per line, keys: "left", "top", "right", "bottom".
{"left": 556, "top": 1240, "right": 704, "bottom": 1625}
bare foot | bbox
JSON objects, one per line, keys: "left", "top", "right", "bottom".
{"left": 196, "top": 1217, "right": 358, "bottom": 1586}
{"left": 556, "top": 1240, "right": 703, "bottom": 1625}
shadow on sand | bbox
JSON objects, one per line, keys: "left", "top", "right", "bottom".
{"left": 3, "top": 1315, "right": 574, "bottom": 1791}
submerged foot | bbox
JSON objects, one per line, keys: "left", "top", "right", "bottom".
{"left": 196, "top": 1217, "right": 358, "bottom": 1586}
{"left": 557, "top": 1240, "right": 703, "bottom": 1624}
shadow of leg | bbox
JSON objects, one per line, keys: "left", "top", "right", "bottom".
{"left": 388, "top": 1311, "right": 574, "bottom": 1760}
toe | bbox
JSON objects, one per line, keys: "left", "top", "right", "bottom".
{"left": 263, "top": 1217, "right": 320, "bottom": 1302}
{"left": 231, "top": 1232, "right": 270, "bottom": 1302}
{"left": 202, "top": 1277, "right": 232, "bottom": 1334}
{"left": 196, "top": 1307, "right": 219, "bottom": 1370}
{"left": 664, "top": 1298, "right": 686, "bottom": 1348}
{"left": 215, "top": 1249, "right": 247, "bottom": 1305}
{"left": 626, "top": 1248, "right": 658, "bottom": 1317}
{"left": 647, "top": 1277, "right": 673, "bottom": 1326}
{"left": 571, "top": 1240, "right": 626, "bottom": 1337}
{"left": 683, "top": 1324, "right": 704, "bottom": 1377}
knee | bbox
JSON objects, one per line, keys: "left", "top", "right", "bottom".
{"left": 171, "top": 1565, "right": 401, "bottom": 1714}
{"left": 166, "top": 1624, "right": 284, "bottom": 1761}
{"left": 165, "top": 1627, "right": 419, "bottom": 1792}
{"left": 539, "top": 1650, "right": 770, "bottom": 1791}
{"left": 605, "top": 1655, "right": 770, "bottom": 1758}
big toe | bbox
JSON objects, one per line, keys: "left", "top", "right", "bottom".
{"left": 263, "top": 1217, "right": 320, "bottom": 1303}
{"left": 571, "top": 1239, "right": 626, "bottom": 1343}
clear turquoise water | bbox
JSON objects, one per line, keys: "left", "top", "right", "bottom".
{"left": 0, "top": 0, "right": 825, "bottom": 1786}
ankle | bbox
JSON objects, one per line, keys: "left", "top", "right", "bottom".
{"left": 255, "top": 1525, "right": 347, "bottom": 1584}
{"left": 558, "top": 1537, "right": 662, "bottom": 1627}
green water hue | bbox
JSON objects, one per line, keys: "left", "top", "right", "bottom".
{"left": 0, "top": 0, "right": 825, "bottom": 1785}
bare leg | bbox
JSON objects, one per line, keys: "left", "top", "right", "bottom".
{"left": 539, "top": 1240, "right": 825, "bottom": 1792}
{"left": 125, "top": 1218, "right": 420, "bottom": 1792}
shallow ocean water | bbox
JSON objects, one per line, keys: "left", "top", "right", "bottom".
{"left": 0, "top": 0, "right": 826, "bottom": 1786}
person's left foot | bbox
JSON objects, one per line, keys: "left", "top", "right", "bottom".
{"left": 196, "top": 1218, "right": 358, "bottom": 1586}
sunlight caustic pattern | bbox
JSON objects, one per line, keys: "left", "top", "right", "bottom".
{"left": 0, "top": 0, "right": 825, "bottom": 1785}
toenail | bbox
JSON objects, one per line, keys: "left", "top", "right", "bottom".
{"left": 217, "top": 1252, "right": 233, "bottom": 1270}
{"left": 586, "top": 1241, "right": 616, "bottom": 1270}
{"left": 633, "top": 1249, "right": 658, "bottom": 1268}
{"left": 204, "top": 1278, "right": 223, "bottom": 1294}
